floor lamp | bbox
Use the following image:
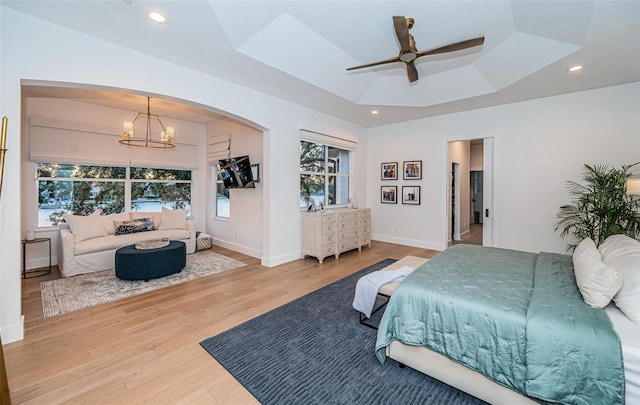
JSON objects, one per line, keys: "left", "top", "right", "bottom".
{"left": 0, "top": 116, "right": 10, "bottom": 405}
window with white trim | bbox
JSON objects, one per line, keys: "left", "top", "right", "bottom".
{"left": 213, "top": 165, "right": 230, "bottom": 219}
{"left": 37, "top": 163, "right": 191, "bottom": 227}
{"left": 299, "top": 140, "right": 351, "bottom": 208}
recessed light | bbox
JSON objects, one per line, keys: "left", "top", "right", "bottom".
{"left": 567, "top": 64, "right": 584, "bottom": 73}
{"left": 148, "top": 11, "right": 168, "bottom": 24}
{"left": 371, "top": 110, "right": 379, "bottom": 115}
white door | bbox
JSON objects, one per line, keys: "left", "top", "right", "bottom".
{"left": 482, "top": 137, "right": 494, "bottom": 246}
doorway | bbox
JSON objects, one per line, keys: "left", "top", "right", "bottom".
{"left": 446, "top": 138, "right": 493, "bottom": 247}
{"left": 451, "top": 162, "right": 460, "bottom": 241}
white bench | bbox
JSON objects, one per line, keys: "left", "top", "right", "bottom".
{"left": 358, "top": 255, "right": 429, "bottom": 329}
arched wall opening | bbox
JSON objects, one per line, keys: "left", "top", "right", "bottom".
{"left": 19, "top": 81, "right": 266, "bottom": 277}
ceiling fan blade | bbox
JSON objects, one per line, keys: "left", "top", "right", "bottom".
{"left": 415, "top": 36, "right": 485, "bottom": 58}
{"left": 406, "top": 61, "right": 419, "bottom": 83}
{"left": 346, "top": 55, "right": 402, "bottom": 71}
{"left": 393, "top": 16, "right": 412, "bottom": 53}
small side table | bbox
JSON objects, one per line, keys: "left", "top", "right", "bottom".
{"left": 22, "top": 237, "right": 52, "bottom": 279}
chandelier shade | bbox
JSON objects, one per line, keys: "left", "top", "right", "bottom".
{"left": 119, "top": 97, "right": 175, "bottom": 149}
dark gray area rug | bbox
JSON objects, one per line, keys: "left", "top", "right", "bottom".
{"left": 200, "top": 259, "right": 487, "bottom": 405}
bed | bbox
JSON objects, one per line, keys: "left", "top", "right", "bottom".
{"left": 375, "top": 242, "right": 640, "bottom": 405}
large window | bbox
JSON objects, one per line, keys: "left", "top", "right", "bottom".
{"left": 130, "top": 167, "right": 192, "bottom": 213}
{"left": 213, "top": 165, "right": 230, "bottom": 219}
{"left": 300, "top": 140, "right": 350, "bottom": 208}
{"left": 37, "top": 163, "right": 191, "bottom": 227}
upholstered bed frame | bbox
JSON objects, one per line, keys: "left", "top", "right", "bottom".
{"left": 387, "top": 342, "right": 537, "bottom": 404}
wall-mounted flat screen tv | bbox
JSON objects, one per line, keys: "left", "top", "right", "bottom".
{"left": 219, "top": 155, "right": 255, "bottom": 189}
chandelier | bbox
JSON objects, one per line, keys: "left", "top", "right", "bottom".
{"left": 119, "top": 97, "right": 175, "bottom": 149}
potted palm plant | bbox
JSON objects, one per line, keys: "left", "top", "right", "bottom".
{"left": 555, "top": 163, "right": 640, "bottom": 250}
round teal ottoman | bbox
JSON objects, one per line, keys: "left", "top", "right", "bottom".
{"left": 115, "top": 240, "right": 186, "bottom": 281}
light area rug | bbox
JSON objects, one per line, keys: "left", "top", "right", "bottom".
{"left": 41, "top": 250, "right": 245, "bottom": 319}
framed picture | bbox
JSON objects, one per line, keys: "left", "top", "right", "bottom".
{"left": 402, "top": 186, "right": 421, "bottom": 205}
{"left": 381, "top": 186, "right": 397, "bottom": 204}
{"left": 403, "top": 160, "right": 422, "bottom": 180}
{"left": 381, "top": 162, "right": 398, "bottom": 180}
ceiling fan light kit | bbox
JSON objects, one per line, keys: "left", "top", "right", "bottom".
{"left": 347, "top": 15, "right": 485, "bottom": 83}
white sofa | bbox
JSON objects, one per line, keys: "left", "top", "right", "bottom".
{"left": 58, "top": 209, "right": 196, "bottom": 277}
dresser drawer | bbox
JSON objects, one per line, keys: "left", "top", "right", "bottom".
{"left": 322, "top": 222, "right": 336, "bottom": 233}
{"left": 337, "top": 238, "right": 358, "bottom": 251}
{"left": 320, "top": 244, "right": 335, "bottom": 256}
{"left": 321, "top": 232, "right": 335, "bottom": 244}
{"left": 339, "top": 220, "right": 358, "bottom": 230}
{"left": 322, "top": 214, "right": 337, "bottom": 224}
{"left": 338, "top": 212, "right": 358, "bottom": 222}
{"left": 338, "top": 229, "right": 358, "bottom": 240}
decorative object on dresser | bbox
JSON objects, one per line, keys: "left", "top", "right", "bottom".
{"left": 302, "top": 208, "right": 371, "bottom": 263}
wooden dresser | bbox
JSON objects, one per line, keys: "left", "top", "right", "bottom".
{"left": 302, "top": 208, "right": 371, "bottom": 263}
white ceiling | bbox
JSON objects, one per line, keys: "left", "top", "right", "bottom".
{"left": 6, "top": 0, "right": 640, "bottom": 127}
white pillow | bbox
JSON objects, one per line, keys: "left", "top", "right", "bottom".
{"left": 100, "top": 212, "right": 130, "bottom": 235}
{"left": 62, "top": 210, "right": 107, "bottom": 242}
{"left": 572, "top": 237, "right": 622, "bottom": 308}
{"left": 599, "top": 235, "right": 640, "bottom": 324}
{"left": 157, "top": 207, "right": 186, "bottom": 230}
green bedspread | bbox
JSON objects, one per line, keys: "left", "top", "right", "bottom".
{"left": 375, "top": 244, "right": 624, "bottom": 404}
{"left": 526, "top": 252, "right": 624, "bottom": 404}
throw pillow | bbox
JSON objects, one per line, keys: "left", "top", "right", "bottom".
{"left": 62, "top": 210, "right": 106, "bottom": 242}
{"left": 599, "top": 235, "right": 640, "bottom": 324}
{"left": 114, "top": 218, "right": 154, "bottom": 236}
{"left": 131, "top": 211, "right": 162, "bottom": 229}
{"left": 101, "top": 212, "right": 130, "bottom": 235}
{"left": 157, "top": 207, "right": 186, "bottom": 230}
{"left": 572, "top": 237, "right": 622, "bottom": 308}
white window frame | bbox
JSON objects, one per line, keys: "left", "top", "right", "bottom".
{"left": 36, "top": 163, "right": 192, "bottom": 228}
{"left": 299, "top": 129, "right": 357, "bottom": 210}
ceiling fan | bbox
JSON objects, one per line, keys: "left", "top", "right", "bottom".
{"left": 346, "top": 16, "right": 485, "bottom": 83}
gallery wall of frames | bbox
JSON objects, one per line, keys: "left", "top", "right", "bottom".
{"left": 380, "top": 160, "right": 421, "bottom": 205}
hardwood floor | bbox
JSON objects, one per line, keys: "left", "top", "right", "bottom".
{"left": 5, "top": 242, "right": 438, "bottom": 404}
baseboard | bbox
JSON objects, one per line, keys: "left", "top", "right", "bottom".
{"left": 25, "top": 257, "right": 54, "bottom": 271}
{"left": 371, "top": 234, "right": 444, "bottom": 251}
{"left": 1, "top": 315, "right": 24, "bottom": 344}
{"left": 261, "top": 251, "right": 302, "bottom": 268}
{"left": 211, "top": 238, "right": 261, "bottom": 259}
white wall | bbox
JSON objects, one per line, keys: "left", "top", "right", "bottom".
{"left": 470, "top": 142, "right": 483, "bottom": 172}
{"left": 368, "top": 82, "right": 640, "bottom": 254}
{"left": 206, "top": 120, "right": 263, "bottom": 258}
{"left": 0, "top": 7, "right": 367, "bottom": 342}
